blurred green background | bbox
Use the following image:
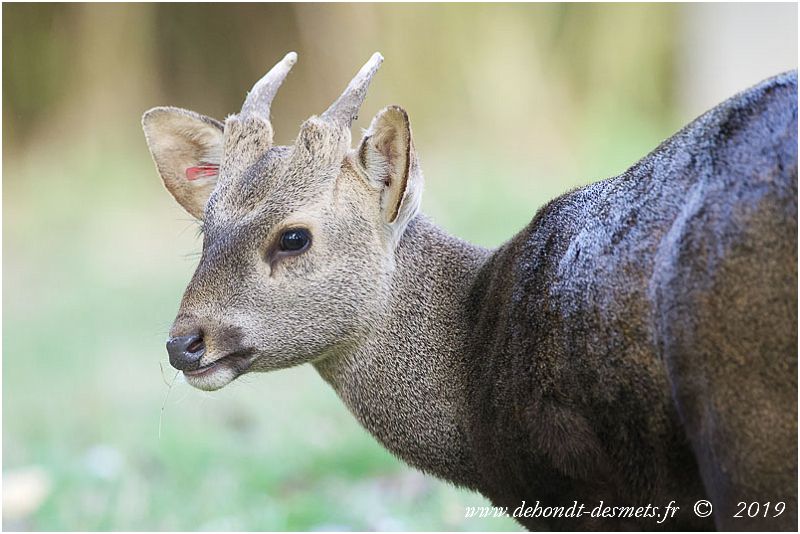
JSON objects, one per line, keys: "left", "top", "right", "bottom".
{"left": 3, "top": 3, "right": 796, "bottom": 531}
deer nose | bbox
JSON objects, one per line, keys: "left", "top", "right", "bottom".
{"left": 166, "top": 334, "right": 205, "bottom": 371}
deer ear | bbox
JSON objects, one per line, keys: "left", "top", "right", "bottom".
{"left": 356, "top": 106, "right": 423, "bottom": 241}
{"left": 142, "top": 107, "right": 224, "bottom": 220}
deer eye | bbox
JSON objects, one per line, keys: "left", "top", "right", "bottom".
{"left": 279, "top": 228, "right": 311, "bottom": 252}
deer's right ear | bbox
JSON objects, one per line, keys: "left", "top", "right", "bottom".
{"left": 142, "top": 107, "right": 224, "bottom": 220}
{"left": 356, "top": 106, "right": 424, "bottom": 246}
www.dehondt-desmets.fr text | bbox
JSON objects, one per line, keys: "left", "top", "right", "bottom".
{"left": 464, "top": 499, "right": 787, "bottom": 524}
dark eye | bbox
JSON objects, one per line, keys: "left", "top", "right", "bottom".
{"left": 279, "top": 228, "right": 311, "bottom": 252}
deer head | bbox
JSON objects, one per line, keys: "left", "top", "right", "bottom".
{"left": 143, "top": 52, "right": 424, "bottom": 390}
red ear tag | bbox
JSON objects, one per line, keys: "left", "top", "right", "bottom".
{"left": 185, "top": 164, "right": 219, "bottom": 181}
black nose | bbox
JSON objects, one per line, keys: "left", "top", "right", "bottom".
{"left": 166, "top": 334, "right": 205, "bottom": 371}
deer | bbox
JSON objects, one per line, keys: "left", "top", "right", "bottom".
{"left": 142, "top": 52, "right": 797, "bottom": 531}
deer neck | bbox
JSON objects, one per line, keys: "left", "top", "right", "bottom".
{"left": 313, "top": 214, "right": 491, "bottom": 488}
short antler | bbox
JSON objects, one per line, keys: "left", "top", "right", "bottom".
{"left": 322, "top": 52, "right": 384, "bottom": 127}
{"left": 240, "top": 51, "right": 298, "bottom": 120}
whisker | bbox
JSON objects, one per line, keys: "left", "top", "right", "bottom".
{"left": 176, "top": 218, "right": 202, "bottom": 239}
{"left": 155, "top": 323, "right": 173, "bottom": 335}
{"left": 159, "top": 361, "right": 173, "bottom": 386}
{"left": 174, "top": 377, "right": 194, "bottom": 405}
{"left": 158, "top": 364, "right": 180, "bottom": 440}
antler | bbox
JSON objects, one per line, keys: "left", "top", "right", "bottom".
{"left": 322, "top": 52, "right": 384, "bottom": 127}
{"left": 240, "top": 51, "right": 297, "bottom": 120}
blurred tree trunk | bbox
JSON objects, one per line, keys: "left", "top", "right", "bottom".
{"left": 51, "top": 3, "right": 159, "bottom": 148}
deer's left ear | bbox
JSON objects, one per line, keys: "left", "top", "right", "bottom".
{"left": 356, "top": 106, "right": 424, "bottom": 243}
{"left": 142, "top": 107, "right": 224, "bottom": 220}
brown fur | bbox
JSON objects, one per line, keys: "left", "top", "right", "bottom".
{"left": 143, "top": 54, "right": 797, "bottom": 530}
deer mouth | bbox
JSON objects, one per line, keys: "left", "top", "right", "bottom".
{"left": 183, "top": 350, "right": 255, "bottom": 380}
